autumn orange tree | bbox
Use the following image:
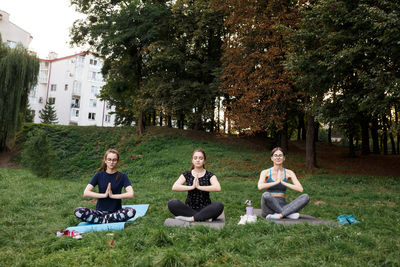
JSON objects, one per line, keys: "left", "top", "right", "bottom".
{"left": 216, "top": 0, "right": 303, "bottom": 150}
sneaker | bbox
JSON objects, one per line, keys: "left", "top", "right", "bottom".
{"left": 337, "top": 215, "right": 350, "bottom": 225}
{"left": 266, "top": 213, "right": 281, "bottom": 220}
{"left": 246, "top": 215, "right": 257, "bottom": 223}
{"left": 238, "top": 215, "right": 248, "bottom": 225}
{"left": 286, "top": 213, "right": 300, "bottom": 219}
{"left": 346, "top": 214, "right": 360, "bottom": 225}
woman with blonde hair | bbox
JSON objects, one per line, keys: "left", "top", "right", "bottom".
{"left": 74, "top": 149, "right": 136, "bottom": 223}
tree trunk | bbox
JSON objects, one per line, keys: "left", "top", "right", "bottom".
{"left": 371, "top": 117, "right": 380, "bottom": 154}
{"left": 280, "top": 121, "right": 288, "bottom": 153}
{"left": 306, "top": 114, "right": 317, "bottom": 168}
{"left": 167, "top": 115, "right": 172, "bottom": 128}
{"left": 328, "top": 123, "right": 332, "bottom": 144}
{"left": 360, "top": 116, "right": 370, "bottom": 155}
{"left": 348, "top": 131, "right": 356, "bottom": 157}
{"left": 388, "top": 111, "right": 396, "bottom": 154}
{"left": 382, "top": 115, "right": 388, "bottom": 155}
{"left": 314, "top": 121, "right": 319, "bottom": 142}
{"left": 136, "top": 110, "right": 145, "bottom": 136}
{"left": 396, "top": 106, "right": 399, "bottom": 154}
{"left": 159, "top": 111, "right": 163, "bottom": 126}
{"left": 152, "top": 111, "right": 156, "bottom": 126}
{"left": 217, "top": 97, "right": 220, "bottom": 133}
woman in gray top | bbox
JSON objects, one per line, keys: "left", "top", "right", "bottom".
{"left": 258, "top": 147, "right": 309, "bottom": 219}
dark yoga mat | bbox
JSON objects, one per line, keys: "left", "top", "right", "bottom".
{"left": 164, "top": 211, "right": 226, "bottom": 229}
{"left": 253, "top": 209, "right": 336, "bottom": 226}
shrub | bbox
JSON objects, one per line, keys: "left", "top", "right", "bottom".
{"left": 21, "top": 128, "right": 53, "bottom": 177}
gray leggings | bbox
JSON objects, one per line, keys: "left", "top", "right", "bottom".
{"left": 261, "top": 192, "right": 310, "bottom": 218}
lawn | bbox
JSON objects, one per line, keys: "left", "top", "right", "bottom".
{"left": 0, "top": 127, "right": 399, "bottom": 266}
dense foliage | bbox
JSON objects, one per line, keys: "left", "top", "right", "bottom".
{"left": 17, "top": 123, "right": 138, "bottom": 178}
{"left": 0, "top": 39, "right": 39, "bottom": 151}
{"left": 69, "top": 0, "right": 400, "bottom": 160}
{"left": 286, "top": 0, "right": 400, "bottom": 156}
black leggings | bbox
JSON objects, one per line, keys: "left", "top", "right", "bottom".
{"left": 168, "top": 199, "right": 224, "bottom": 221}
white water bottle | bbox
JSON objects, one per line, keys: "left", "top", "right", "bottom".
{"left": 245, "top": 200, "right": 254, "bottom": 216}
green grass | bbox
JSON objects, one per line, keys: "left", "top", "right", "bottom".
{"left": 1, "top": 126, "right": 399, "bottom": 266}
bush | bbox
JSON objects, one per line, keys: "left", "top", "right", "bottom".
{"left": 21, "top": 128, "right": 53, "bottom": 177}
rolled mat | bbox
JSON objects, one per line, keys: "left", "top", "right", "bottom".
{"left": 66, "top": 204, "right": 149, "bottom": 233}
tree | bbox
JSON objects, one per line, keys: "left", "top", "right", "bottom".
{"left": 39, "top": 101, "right": 58, "bottom": 124}
{"left": 216, "top": 0, "right": 302, "bottom": 150}
{"left": 71, "top": 0, "right": 172, "bottom": 135}
{"left": 144, "top": 0, "right": 224, "bottom": 131}
{"left": 0, "top": 39, "right": 39, "bottom": 151}
{"left": 286, "top": 0, "right": 400, "bottom": 159}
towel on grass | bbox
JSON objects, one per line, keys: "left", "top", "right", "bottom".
{"left": 67, "top": 204, "right": 149, "bottom": 234}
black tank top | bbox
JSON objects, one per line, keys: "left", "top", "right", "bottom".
{"left": 183, "top": 170, "right": 213, "bottom": 209}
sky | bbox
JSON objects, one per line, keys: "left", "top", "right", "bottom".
{"left": 1, "top": 0, "right": 87, "bottom": 59}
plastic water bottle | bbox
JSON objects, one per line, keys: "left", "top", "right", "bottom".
{"left": 245, "top": 200, "right": 254, "bottom": 216}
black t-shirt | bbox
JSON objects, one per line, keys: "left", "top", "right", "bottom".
{"left": 89, "top": 171, "right": 131, "bottom": 212}
{"left": 183, "top": 170, "right": 213, "bottom": 210}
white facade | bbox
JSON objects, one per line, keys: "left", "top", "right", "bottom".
{"left": 29, "top": 52, "right": 116, "bottom": 126}
{"left": 0, "top": 10, "right": 32, "bottom": 48}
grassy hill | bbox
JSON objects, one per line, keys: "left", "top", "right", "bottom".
{"left": 0, "top": 124, "right": 399, "bottom": 266}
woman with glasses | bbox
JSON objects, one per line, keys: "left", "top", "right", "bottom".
{"left": 257, "top": 147, "right": 309, "bottom": 219}
{"left": 74, "top": 149, "right": 136, "bottom": 223}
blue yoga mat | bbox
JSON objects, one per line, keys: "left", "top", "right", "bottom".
{"left": 67, "top": 204, "right": 149, "bottom": 234}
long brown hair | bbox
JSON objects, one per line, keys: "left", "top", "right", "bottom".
{"left": 98, "top": 148, "right": 120, "bottom": 179}
{"left": 190, "top": 149, "right": 206, "bottom": 170}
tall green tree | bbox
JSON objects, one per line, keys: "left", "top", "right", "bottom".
{"left": 286, "top": 0, "right": 400, "bottom": 158}
{"left": 144, "top": 0, "right": 224, "bottom": 131}
{"left": 71, "top": 0, "right": 172, "bottom": 135}
{"left": 0, "top": 39, "right": 39, "bottom": 151}
{"left": 39, "top": 101, "right": 58, "bottom": 124}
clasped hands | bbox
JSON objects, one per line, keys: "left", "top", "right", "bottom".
{"left": 103, "top": 183, "right": 114, "bottom": 198}
{"left": 190, "top": 176, "right": 201, "bottom": 190}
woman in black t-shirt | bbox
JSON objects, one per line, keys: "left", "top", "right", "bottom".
{"left": 168, "top": 149, "right": 224, "bottom": 222}
{"left": 74, "top": 149, "right": 136, "bottom": 224}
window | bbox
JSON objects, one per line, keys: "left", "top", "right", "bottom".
{"left": 89, "top": 99, "right": 97, "bottom": 108}
{"left": 48, "top": 97, "right": 55, "bottom": 104}
{"left": 7, "top": 41, "right": 16, "bottom": 48}
{"left": 50, "top": 84, "right": 57, "bottom": 91}
{"left": 105, "top": 114, "right": 111, "bottom": 122}
{"left": 65, "top": 84, "right": 69, "bottom": 91}
{"left": 78, "top": 55, "right": 85, "bottom": 63}
{"left": 91, "top": 86, "right": 98, "bottom": 95}
{"left": 90, "top": 59, "right": 97, "bottom": 66}
{"left": 106, "top": 102, "right": 112, "bottom": 110}
{"left": 88, "top": 112, "right": 96, "bottom": 120}
{"left": 72, "top": 109, "right": 79, "bottom": 117}
{"left": 71, "top": 98, "right": 80, "bottom": 108}
{"left": 88, "top": 71, "right": 97, "bottom": 81}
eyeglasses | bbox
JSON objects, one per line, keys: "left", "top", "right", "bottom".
{"left": 272, "top": 154, "right": 284, "bottom": 158}
{"left": 106, "top": 158, "right": 118, "bottom": 163}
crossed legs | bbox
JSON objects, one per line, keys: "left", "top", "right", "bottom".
{"left": 74, "top": 207, "right": 136, "bottom": 224}
{"left": 168, "top": 199, "right": 224, "bottom": 221}
{"left": 261, "top": 192, "right": 309, "bottom": 218}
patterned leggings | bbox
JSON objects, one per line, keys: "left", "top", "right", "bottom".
{"left": 74, "top": 207, "right": 136, "bottom": 224}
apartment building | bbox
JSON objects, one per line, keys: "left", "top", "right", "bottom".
{"left": 0, "top": 9, "right": 32, "bottom": 48}
{"left": 29, "top": 52, "right": 116, "bottom": 126}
